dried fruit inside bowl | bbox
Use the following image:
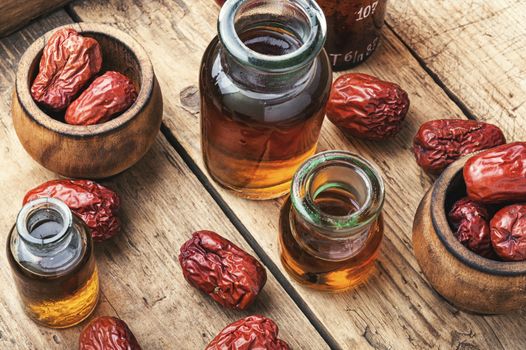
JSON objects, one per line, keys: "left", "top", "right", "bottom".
{"left": 490, "top": 204, "right": 526, "bottom": 261}
{"left": 464, "top": 142, "right": 526, "bottom": 204}
{"left": 65, "top": 71, "right": 137, "bottom": 125}
{"left": 31, "top": 28, "right": 102, "bottom": 112}
{"left": 448, "top": 197, "right": 495, "bottom": 259}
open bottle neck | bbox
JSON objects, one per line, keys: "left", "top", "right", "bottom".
{"left": 16, "top": 197, "right": 73, "bottom": 251}
{"left": 217, "top": 0, "right": 326, "bottom": 91}
{"left": 12, "top": 197, "right": 85, "bottom": 277}
{"left": 289, "top": 151, "right": 385, "bottom": 261}
{"left": 291, "top": 151, "right": 385, "bottom": 237}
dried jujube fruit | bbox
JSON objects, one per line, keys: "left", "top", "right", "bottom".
{"left": 65, "top": 71, "right": 138, "bottom": 125}
{"left": 464, "top": 142, "right": 526, "bottom": 204}
{"left": 490, "top": 204, "right": 526, "bottom": 261}
{"left": 24, "top": 179, "right": 120, "bottom": 241}
{"left": 448, "top": 197, "right": 494, "bottom": 258}
{"left": 206, "top": 315, "right": 290, "bottom": 350}
{"left": 31, "top": 28, "right": 102, "bottom": 112}
{"left": 326, "top": 73, "right": 409, "bottom": 140}
{"left": 179, "top": 230, "right": 267, "bottom": 310}
{"left": 79, "top": 316, "right": 141, "bottom": 350}
{"left": 413, "top": 119, "right": 506, "bottom": 175}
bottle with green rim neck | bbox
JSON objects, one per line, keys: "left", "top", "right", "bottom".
{"left": 279, "top": 150, "right": 385, "bottom": 291}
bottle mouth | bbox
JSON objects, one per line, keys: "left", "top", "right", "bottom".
{"left": 218, "top": 0, "right": 327, "bottom": 72}
{"left": 291, "top": 151, "right": 385, "bottom": 234}
{"left": 16, "top": 198, "right": 72, "bottom": 245}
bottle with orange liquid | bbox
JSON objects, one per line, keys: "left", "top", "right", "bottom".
{"left": 7, "top": 198, "right": 99, "bottom": 328}
{"left": 200, "top": 0, "right": 332, "bottom": 200}
{"left": 279, "top": 151, "right": 385, "bottom": 291}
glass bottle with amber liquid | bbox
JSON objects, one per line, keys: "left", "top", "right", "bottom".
{"left": 7, "top": 198, "right": 99, "bottom": 328}
{"left": 279, "top": 151, "right": 385, "bottom": 291}
{"left": 200, "top": 0, "right": 332, "bottom": 200}
{"left": 318, "top": 0, "right": 388, "bottom": 70}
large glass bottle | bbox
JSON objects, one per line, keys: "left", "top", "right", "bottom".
{"left": 279, "top": 150, "right": 385, "bottom": 291}
{"left": 7, "top": 198, "right": 99, "bottom": 328}
{"left": 318, "top": 0, "right": 388, "bottom": 70}
{"left": 200, "top": 0, "right": 332, "bottom": 200}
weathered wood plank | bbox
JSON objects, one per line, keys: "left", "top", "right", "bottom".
{"left": 0, "top": 10, "right": 328, "bottom": 349}
{"left": 68, "top": 0, "right": 526, "bottom": 349}
{"left": 0, "top": 0, "right": 72, "bottom": 37}
{"left": 386, "top": 0, "right": 526, "bottom": 139}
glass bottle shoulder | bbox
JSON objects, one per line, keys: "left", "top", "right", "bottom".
{"left": 8, "top": 216, "right": 91, "bottom": 278}
{"left": 200, "top": 37, "right": 332, "bottom": 124}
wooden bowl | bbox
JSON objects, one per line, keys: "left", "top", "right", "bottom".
{"left": 413, "top": 155, "right": 526, "bottom": 314}
{"left": 12, "top": 23, "right": 163, "bottom": 178}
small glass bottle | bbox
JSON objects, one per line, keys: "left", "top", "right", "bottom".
{"left": 7, "top": 198, "right": 99, "bottom": 328}
{"left": 279, "top": 150, "right": 385, "bottom": 291}
{"left": 200, "top": 0, "right": 332, "bottom": 200}
{"left": 317, "top": 0, "right": 388, "bottom": 70}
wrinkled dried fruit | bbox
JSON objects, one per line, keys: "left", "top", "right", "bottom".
{"left": 206, "top": 315, "right": 290, "bottom": 350}
{"left": 179, "top": 230, "right": 267, "bottom": 310}
{"left": 326, "top": 73, "right": 409, "bottom": 140}
{"left": 31, "top": 28, "right": 102, "bottom": 112}
{"left": 24, "top": 180, "right": 120, "bottom": 241}
{"left": 490, "top": 204, "right": 526, "bottom": 261}
{"left": 413, "top": 119, "right": 506, "bottom": 175}
{"left": 65, "top": 71, "right": 138, "bottom": 125}
{"left": 448, "top": 197, "right": 494, "bottom": 258}
{"left": 79, "top": 316, "right": 141, "bottom": 350}
{"left": 465, "top": 142, "right": 526, "bottom": 204}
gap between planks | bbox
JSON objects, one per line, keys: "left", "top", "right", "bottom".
{"left": 160, "top": 124, "right": 342, "bottom": 350}
{"left": 60, "top": 3, "right": 510, "bottom": 349}
{"left": 378, "top": 21, "right": 512, "bottom": 344}
{"left": 63, "top": 4, "right": 339, "bottom": 349}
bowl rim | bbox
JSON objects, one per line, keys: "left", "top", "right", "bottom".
{"left": 431, "top": 154, "right": 526, "bottom": 276}
{"left": 15, "top": 23, "right": 154, "bottom": 138}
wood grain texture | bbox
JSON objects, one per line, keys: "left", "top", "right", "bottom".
{"left": 386, "top": 0, "right": 526, "bottom": 139}
{"left": 0, "top": 0, "right": 72, "bottom": 37}
{"left": 0, "top": 11, "right": 328, "bottom": 349}
{"left": 68, "top": 0, "right": 526, "bottom": 349}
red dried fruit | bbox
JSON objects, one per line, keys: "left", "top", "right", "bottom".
{"left": 490, "top": 204, "right": 526, "bottom": 261}
{"left": 326, "top": 73, "right": 409, "bottom": 140}
{"left": 65, "top": 71, "right": 138, "bottom": 125}
{"left": 413, "top": 119, "right": 506, "bottom": 175}
{"left": 31, "top": 28, "right": 102, "bottom": 112}
{"left": 206, "top": 315, "right": 290, "bottom": 350}
{"left": 448, "top": 197, "right": 494, "bottom": 258}
{"left": 464, "top": 142, "right": 526, "bottom": 204}
{"left": 79, "top": 316, "right": 141, "bottom": 350}
{"left": 179, "top": 230, "right": 267, "bottom": 310}
{"left": 24, "top": 180, "right": 120, "bottom": 241}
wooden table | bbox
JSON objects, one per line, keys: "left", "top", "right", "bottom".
{"left": 0, "top": 1, "right": 524, "bottom": 349}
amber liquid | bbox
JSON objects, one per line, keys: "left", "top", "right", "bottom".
{"left": 7, "top": 227, "right": 99, "bottom": 328}
{"left": 279, "top": 187, "right": 384, "bottom": 291}
{"left": 200, "top": 27, "right": 331, "bottom": 199}
{"left": 318, "top": 0, "right": 387, "bottom": 70}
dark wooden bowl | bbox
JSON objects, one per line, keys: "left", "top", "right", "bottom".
{"left": 413, "top": 155, "right": 526, "bottom": 314}
{"left": 12, "top": 23, "right": 163, "bottom": 179}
